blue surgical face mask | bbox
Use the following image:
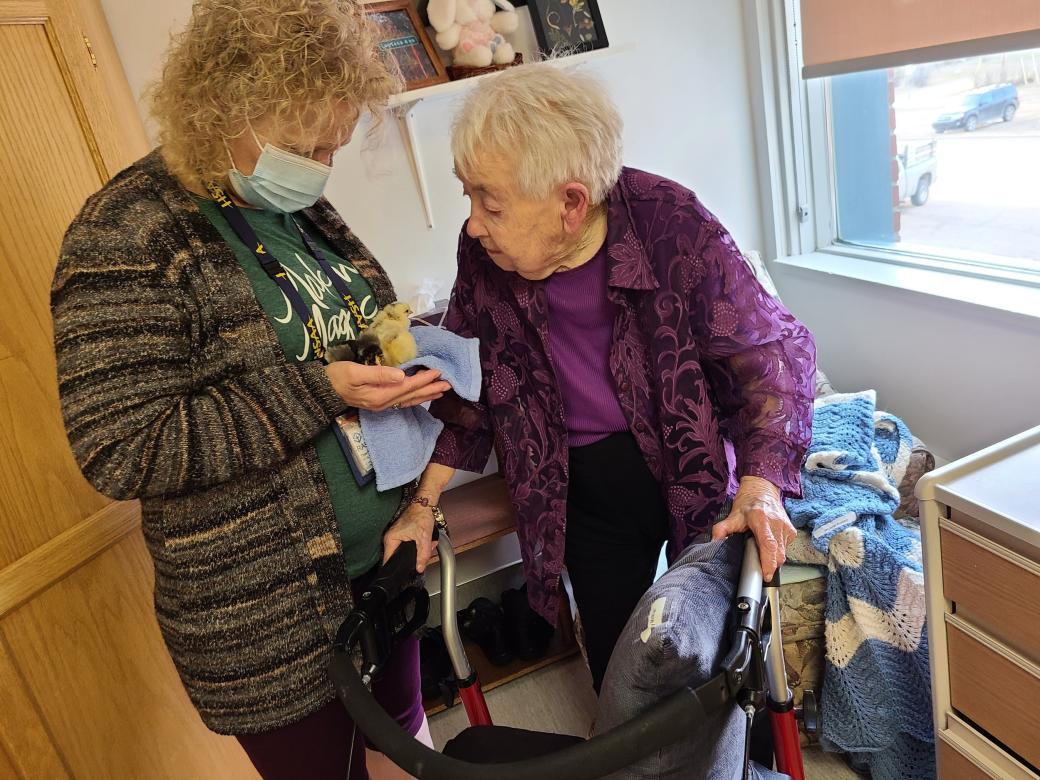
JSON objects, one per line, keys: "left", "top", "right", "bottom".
{"left": 227, "top": 128, "right": 332, "bottom": 213}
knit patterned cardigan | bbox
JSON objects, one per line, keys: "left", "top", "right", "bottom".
{"left": 52, "top": 149, "right": 397, "bottom": 735}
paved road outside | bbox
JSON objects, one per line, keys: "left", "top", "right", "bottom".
{"left": 888, "top": 80, "right": 1040, "bottom": 263}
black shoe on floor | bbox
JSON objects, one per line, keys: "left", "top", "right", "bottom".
{"left": 501, "top": 584, "right": 554, "bottom": 662}
{"left": 458, "top": 597, "right": 514, "bottom": 666}
{"left": 419, "top": 626, "right": 456, "bottom": 708}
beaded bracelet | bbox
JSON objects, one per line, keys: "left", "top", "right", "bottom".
{"left": 411, "top": 495, "right": 446, "bottom": 530}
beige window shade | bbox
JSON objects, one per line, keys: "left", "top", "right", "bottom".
{"left": 801, "top": 0, "right": 1040, "bottom": 77}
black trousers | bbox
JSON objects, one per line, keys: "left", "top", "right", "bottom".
{"left": 564, "top": 432, "right": 669, "bottom": 693}
{"left": 565, "top": 433, "right": 774, "bottom": 769}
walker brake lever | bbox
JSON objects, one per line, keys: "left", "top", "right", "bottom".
{"left": 721, "top": 597, "right": 766, "bottom": 701}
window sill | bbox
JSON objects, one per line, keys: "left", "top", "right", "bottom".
{"left": 774, "top": 249, "right": 1040, "bottom": 321}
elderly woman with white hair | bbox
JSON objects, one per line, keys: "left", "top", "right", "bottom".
{"left": 402, "top": 65, "right": 817, "bottom": 691}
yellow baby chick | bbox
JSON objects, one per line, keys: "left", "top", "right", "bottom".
{"left": 371, "top": 301, "right": 414, "bottom": 331}
{"left": 379, "top": 328, "right": 418, "bottom": 367}
{"left": 357, "top": 301, "right": 417, "bottom": 367}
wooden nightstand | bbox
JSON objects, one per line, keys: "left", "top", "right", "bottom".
{"left": 916, "top": 426, "right": 1040, "bottom": 779}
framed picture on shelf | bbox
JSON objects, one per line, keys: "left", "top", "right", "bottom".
{"left": 527, "top": 0, "right": 608, "bottom": 56}
{"left": 363, "top": 0, "right": 449, "bottom": 91}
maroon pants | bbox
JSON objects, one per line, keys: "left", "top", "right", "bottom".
{"left": 236, "top": 569, "right": 424, "bottom": 780}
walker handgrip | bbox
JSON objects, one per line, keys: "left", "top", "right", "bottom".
{"left": 369, "top": 541, "right": 418, "bottom": 604}
{"left": 330, "top": 650, "right": 726, "bottom": 780}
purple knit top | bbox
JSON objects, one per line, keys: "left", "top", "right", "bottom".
{"left": 545, "top": 244, "right": 630, "bottom": 447}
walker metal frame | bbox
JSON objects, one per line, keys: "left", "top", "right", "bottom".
{"left": 330, "top": 527, "right": 815, "bottom": 779}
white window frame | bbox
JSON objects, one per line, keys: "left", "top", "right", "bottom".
{"left": 747, "top": 0, "right": 1040, "bottom": 295}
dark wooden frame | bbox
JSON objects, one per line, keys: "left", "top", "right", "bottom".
{"left": 363, "top": 0, "right": 449, "bottom": 91}
{"left": 527, "top": 0, "right": 609, "bottom": 56}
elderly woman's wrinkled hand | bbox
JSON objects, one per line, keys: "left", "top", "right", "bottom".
{"left": 383, "top": 500, "right": 437, "bottom": 573}
{"left": 324, "top": 361, "right": 451, "bottom": 412}
{"left": 711, "top": 476, "right": 797, "bottom": 580}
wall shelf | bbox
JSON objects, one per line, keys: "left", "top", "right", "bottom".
{"left": 433, "top": 474, "right": 516, "bottom": 562}
{"left": 390, "top": 45, "right": 635, "bottom": 229}
{"left": 422, "top": 475, "right": 580, "bottom": 716}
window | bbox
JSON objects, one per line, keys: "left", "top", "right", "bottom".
{"left": 752, "top": 0, "right": 1040, "bottom": 289}
{"left": 828, "top": 51, "right": 1040, "bottom": 274}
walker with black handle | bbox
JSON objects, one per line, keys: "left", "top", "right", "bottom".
{"left": 329, "top": 522, "right": 817, "bottom": 779}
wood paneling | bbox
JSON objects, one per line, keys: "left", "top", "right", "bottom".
{"left": 938, "top": 738, "right": 993, "bottom": 779}
{"left": 0, "top": 500, "right": 139, "bottom": 619}
{"left": 47, "top": 0, "right": 149, "bottom": 172}
{"left": 0, "top": 17, "right": 111, "bottom": 566}
{"left": 941, "top": 525, "right": 1040, "bottom": 665}
{"left": 0, "top": 744, "right": 17, "bottom": 780}
{"left": 0, "top": 633, "right": 70, "bottom": 779}
{"left": 950, "top": 508, "right": 1040, "bottom": 565}
{"left": 0, "top": 354, "right": 110, "bottom": 566}
{"left": 2, "top": 534, "right": 258, "bottom": 779}
{"left": 947, "top": 620, "right": 1040, "bottom": 769}
{"left": 0, "top": 4, "right": 252, "bottom": 778}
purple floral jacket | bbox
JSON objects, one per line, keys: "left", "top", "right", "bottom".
{"left": 430, "top": 168, "right": 816, "bottom": 623}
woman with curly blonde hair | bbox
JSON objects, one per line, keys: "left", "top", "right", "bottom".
{"left": 52, "top": 1, "right": 447, "bottom": 776}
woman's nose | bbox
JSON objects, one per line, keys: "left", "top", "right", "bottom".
{"left": 466, "top": 212, "right": 486, "bottom": 239}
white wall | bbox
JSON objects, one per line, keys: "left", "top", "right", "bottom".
{"left": 97, "top": 0, "right": 1040, "bottom": 520}
{"left": 771, "top": 264, "right": 1040, "bottom": 463}
{"left": 99, "top": 0, "right": 765, "bottom": 305}
{"left": 97, "top": 0, "right": 1037, "bottom": 467}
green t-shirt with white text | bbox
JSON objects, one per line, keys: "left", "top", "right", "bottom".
{"left": 193, "top": 195, "right": 401, "bottom": 577}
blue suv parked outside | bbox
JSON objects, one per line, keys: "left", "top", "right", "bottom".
{"left": 933, "top": 83, "right": 1019, "bottom": 132}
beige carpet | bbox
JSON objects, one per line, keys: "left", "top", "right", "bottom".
{"left": 429, "top": 656, "right": 857, "bottom": 779}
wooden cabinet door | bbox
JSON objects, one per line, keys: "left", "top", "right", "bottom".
{"left": 0, "top": 1, "right": 256, "bottom": 777}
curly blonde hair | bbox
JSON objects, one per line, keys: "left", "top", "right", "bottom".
{"left": 149, "top": 0, "right": 401, "bottom": 189}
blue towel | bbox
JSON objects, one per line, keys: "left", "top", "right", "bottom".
{"left": 359, "top": 326, "right": 481, "bottom": 491}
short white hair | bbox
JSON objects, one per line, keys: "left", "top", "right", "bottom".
{"left": 452, "top": 64, "right": 624, "bottom": 204}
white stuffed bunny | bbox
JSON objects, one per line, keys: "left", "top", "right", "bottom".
{"left": 427, "top": 0, "right": 519, "bottom": 68}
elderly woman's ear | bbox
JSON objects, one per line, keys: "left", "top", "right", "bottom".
{"left": 560, "top": 181, "right": 594, "bottom": 234}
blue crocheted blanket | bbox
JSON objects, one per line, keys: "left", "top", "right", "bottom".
{"left": 784, "top": 391, "right": 935, "bottom": 779}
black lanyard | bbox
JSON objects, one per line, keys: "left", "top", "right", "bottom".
{"left": 206, "top": 183, "right": 368, "bottom": 361}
